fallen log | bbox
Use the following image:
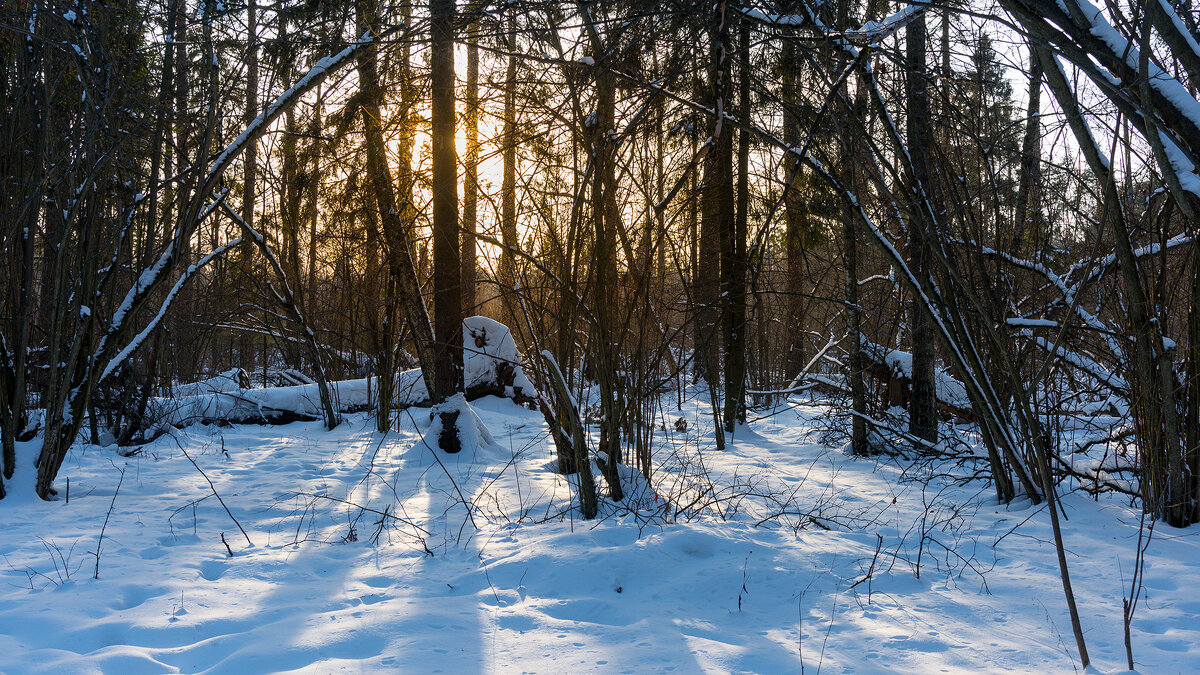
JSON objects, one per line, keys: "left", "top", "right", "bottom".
{"left": 147, "top": 317, "right": 539, "bottom": 429}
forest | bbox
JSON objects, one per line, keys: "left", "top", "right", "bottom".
{"left": 1, "top": 0, "right": 1199, "bottom": 671}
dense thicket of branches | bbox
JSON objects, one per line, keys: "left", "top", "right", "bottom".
{"left": 3, "top": 0, "right": 1200, "bottom": 553}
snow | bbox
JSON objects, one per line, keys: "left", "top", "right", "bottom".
{"left": 855, "top": 4, "right": 922, "bottom": 42}
{"left": 150, "top": 374, "right": 418, "bottom": 426}
{"left": 1005, "top": 317, "right": 1058, "bottom": 328}
{"left": 1157, "top": 131, "right": 1200, "bottom": 196}
{"left": 425, "top": 393, "right": 495, "bottom": 455}
{"left": 0, "top": 393, "right": 1196, "bottom": 672}
{"left": 979, "top": 242, "right": 1126, "bottom": 359}
{"left": 740, "top": 8, "right": 806, "bottom": 26}
{"left": 1025, "top": 332, "right": 1129, "bottom": 392}
{"left": 1158, "top": 0, "right": 1200, "bottom": 65}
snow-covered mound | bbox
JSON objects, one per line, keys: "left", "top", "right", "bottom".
{"left": 418, "top": 393, "right": 497, "bottom": 459}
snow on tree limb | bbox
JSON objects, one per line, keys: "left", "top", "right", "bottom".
{"left": 101, "top": 237, "right": 244, "bottom": 383}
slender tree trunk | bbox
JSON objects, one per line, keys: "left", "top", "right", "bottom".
{"left": 596, "top": 69, "right": 625, "bottom": 500}
{"left": 1014, "top": 45, "right": 1042, "bottom": 256}
{"left": 306, "top": 89, "right": 322, "bottom": 294}
{"left": 242, "top": 0, "right": 257, "bottom": 236}
{"left": 281, "top": 114, "right": 302, "bottom": 297}
{"left": 1188, "top": 229, "right": 1200, "bottom": 522}
{"left": 781, "top": 34, "right": 809, "bottom": 385}
{"left": 277, "top": 8, "right": 304, "bottom": 371}
{"left": 173, "top": 0, "right": 189, "bottom": 181}
{"left": 700, "top": 0, "right": 734, "bottom": 447}
{"left": 722, "top": 18, "right": 750, "bottom": 431}
{"left": 397, "top": 0, "right": 417, "bottom": 257}
{"left": 842, "top": 0, "right": 879, "bottom": 456}
{"left": 1, "top": 5, "right": 46, "bottom": 486}
{"left": 941, "top": 8, "right": 951, "bottom": 77}
{"left": 689, "top": 128, "right": 700, "bottom": 387}
{"left": 239, "top": 0, "right": 258, "bottom": 374}
{"left": 906, "top": 12, "right": 939, "bottom": 445}
{"left": 462, "top": 23, "right": 480, "bottom": 316}
{"left": 499, "top": 15, "right": 520, "bottom": 326}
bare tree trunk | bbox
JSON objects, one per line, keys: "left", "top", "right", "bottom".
{"left": 462, "top": 23, "right": 480, "bottom": 316}
{"left": 431, "top": 0, "right": 464, "bottom": 451}
{"left": 689, "top": 128, "right": 700, "bottom": 388}
{"left": 363, "top": 184, "right": 394, "bottom": 432}
{"left": 1189, "top": 227, "right": 1200, "bottom": 523}
{"left": 306, "top": 89, "right": 322, "bottom": 295}
{"left": 905, "top": 12, "right": 938, "bottom": 445}
{"left": 542, "top": 352, "right": 598, "bottom": 519}
{"left": 842, "top": 0, "right": 879, "bottom": 456}
{"left": 242, "top": 0, "right": 257, "bottom": 239}
{"left": 781, "top": 36, "right": 808, "bottom": 384}
{"left": 699, "top": 0, "right": 734, "bottom": 448}
{"left": 239, "top": 0, "right": 258, "bottom": 375}
{"left": 722, "top": 17, "right": 750, "bottom": 431}
{"left": 499, "top": 15, "right": 520, "bottom": 327}
{"left": 1013, "top": 45, "right": 1042, "bottom": 256}
{"left": 0, "top": 2, "right": 46, "bottom": 487}
{"left": 578, "top": 5, "right": 625, "bottom": 499}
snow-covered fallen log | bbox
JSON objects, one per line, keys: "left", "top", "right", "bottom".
{"left": 171, "top": 368, "right": 251, "bottom": 398}
{"left": 152, "top": 317, "right": 538, "bottom": 427}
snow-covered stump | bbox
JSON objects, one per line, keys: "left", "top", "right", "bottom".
{"left": 425, "top": 393, "right": 495, "bottom": 456}
{"left": 434, "top": 317, "right": 538, "bottom": 453}
{"left": 462, "top": 316, "right": 537, "bottom": 404}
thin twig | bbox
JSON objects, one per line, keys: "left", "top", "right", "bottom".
{"left": 175, "top": 439, "right": 254, "bottom": 546}
{"left": 93, "top": 466, "right": 126, "bottom": 579}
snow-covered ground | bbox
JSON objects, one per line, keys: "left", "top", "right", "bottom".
{"left": 0, "top": 393, "right": 1196, "bottom": 673}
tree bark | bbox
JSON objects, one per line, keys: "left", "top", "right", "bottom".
{"left": 499, "top": 15, "right": 521, "bottom": 327}
{"left": 781, "top": 36, "right": 808, "bottom": 385}
{"left": 1013, "top": 45, "right": 1042, "bottom": 255}
{"left": 722, "top": 17, "right": 750, "bottom": 431}
{"left": 462, "top": 22, "right": 480, "bottom": 316}
{"left": 579, "top": 5, "right": 625, "bottom": 499}
{"left": 905, "top": 12, "right": 939, "bottom": 445}
{"left": 699, "top": 0, "right": 734, "bottom": 447}
{"left": 842, "top": 0, "right": 878, "bottom": 456}
{"left": 431, "top": 0, "right": 463, "bottom": 451}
